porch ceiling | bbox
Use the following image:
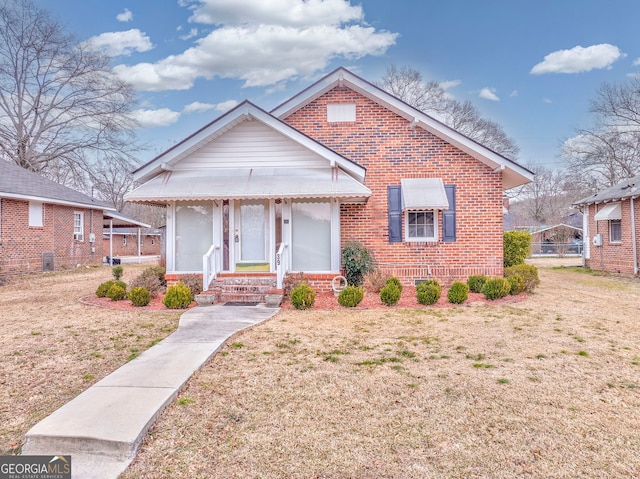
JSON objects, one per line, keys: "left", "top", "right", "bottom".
{"left": 125, "top": 167, "right": 371, "bottom": 203}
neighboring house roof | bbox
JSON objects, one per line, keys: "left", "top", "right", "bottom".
{"left": 131, "top": 101, "right": 367, "bottom": 185}
{"left": 271, "top": 67, "right": 534, "bottom": 190}
{"left": 0, "top": 160, "right": 114, "bottom": 210}
{"left": 103, "top": 210, "right": 151, "bottom": 228}
{"left": 532, "top": 223, "right": 583, "bottom": 235}
{"left": 104, "top": 227, "right": 161, "bottom": 235}
{"left": 574, "top": 175, "right": 640, "bottom": 206}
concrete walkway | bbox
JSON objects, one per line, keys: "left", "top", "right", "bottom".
{"left": 22, "top": 304, "right": 279, "bottom": 479}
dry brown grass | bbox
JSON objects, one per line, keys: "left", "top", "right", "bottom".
{"left": 0, "top": 264, "right": 180, "bottom": 455}
{"left": 123, "top": 267, "right": 640, "bottom": 479}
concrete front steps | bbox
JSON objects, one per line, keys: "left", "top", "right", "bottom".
{"left": 196, "top": 274, "right": 282, "bottom": 306}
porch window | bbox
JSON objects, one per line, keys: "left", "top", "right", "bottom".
{"left": 609, "top": 219, "right": 621, "bottom": 243}
{"left": 175, "top": 201, "right": 213, "bottom": 271}
{"left": 291, "top": 200, "right": 331, "bottom": 271}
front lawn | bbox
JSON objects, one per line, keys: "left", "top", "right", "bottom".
{"left": 122, "top": 267, "right": 640, "bottom": 478}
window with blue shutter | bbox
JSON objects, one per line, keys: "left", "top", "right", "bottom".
{"left": 388, "top": 185, "right": 402, "bottom": 242}
{"left": 442, "top": 184, "right": 456, "bottom": 242}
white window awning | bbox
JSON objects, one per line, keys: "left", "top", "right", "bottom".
{"left": 594, "top": 202, "right": 622, "bottom": 221}
{"left": 401, "top": 178, "right": 449, "bottom": 210}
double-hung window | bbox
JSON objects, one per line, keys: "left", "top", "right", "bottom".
{"left": 609, "top": 219, "right": 621, "bottom": 243}
{"left": 73, "top": 212, "right": 84, "bottom": 241}
{"left": 406, "top": 210, "right": 436, "bottom": 242}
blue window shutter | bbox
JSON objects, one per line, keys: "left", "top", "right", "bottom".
{"left": 388, "top": 185, "right": 402, "bottom": 243}
{"left": 442, "top": 184, "right": 456, "bottom": 242}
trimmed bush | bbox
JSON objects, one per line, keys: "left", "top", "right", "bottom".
{"left": 180, "top": 273, "right": 202, "bottom": 300}
{"left": 112, "top": 265, "right": 123, "bottom": 280}
{"left": 481, "top": 277, "right": 511, "bottom": 300}
{"left": 447, "top": 281, "right": 469, "bottom": 304}
{"left": 106, "top": 284, "right": 126, "bottom": 301}
{"left": 385, "top": 276, "right": 403, "bottom": 294}
{"left": 380, "top": 283, "right": 401, "bottom": 306}
{"left": 290, "top": 283, "right": 316, "bottom": 310}
{"left": 416, "top": 279, "right": 441, "bottom": 305}
{"left": 342, "top": 242, "right": 375, "bottom": 287}
{"left": 338, "top": 285, "right": 365, "bottom": 307}
{"left": 163, "top": 282, "right": 193, "bottom": 309}
{"left": 506, "top": 274, "right": 525, "bottom": 295}
{"left": 128, "top": 287, "right": 151, "bottom": 307}
{"left": 504, "top": 231, "right": 532, "bottom": 267}
{"left": 504, "top": 264, "right": 540, "bottom": 293}
{"left": 96, "top": 280, "right": 114, "bottom": 298}
{"left": 467, "top": 275, "right": 488, "bottom": 293}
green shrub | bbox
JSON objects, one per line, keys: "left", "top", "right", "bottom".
{"left": 128, "top": 287, "right": 151, "bottom": 307}
{"left": 106, "top": 284, "right": 126, "bottom": 301}
{"left": 380, "top": 283, "right": 401, "bottom": 306}
{"left": 506, "top": 274, "right": 525, "bottom": 295}
{"left": 163, "top": 282, "right": 193, "bottom": 309}
{"left": 96, "top": 280, "right": 115, "bottom": 298}
{"left": 481, "top": 277, "right": 511, "bottom": 300}
{"left": 416, "top": 280, "right": 441, "bottom": 305}
{"left": 338, "top": 285, "right": 365, "bottom": 307}
{"left": 385, "top": 276, "right": 403, "bottom": 294}
{"left": 290, "top": 283, "right": 316, "bottom": 310}
{"left": 341, "top": 242, "right": 375, "bottom": 287}
{"left": 180, "top": 274, "right": 202, "bottom": 300}
{"left": 467, "top": 275, "right": 488, "bottom": 293}
{"left": 504, "top": 264, "right": 540, "bottom": 293}
{"left": 447, "top": 281, "right": 469, "bottom": 304}
{"left": 504, "top": 231, "right": 532, "bottom": 267}
{"left": 112, "top": 265, "right": 123, "bottom": 280}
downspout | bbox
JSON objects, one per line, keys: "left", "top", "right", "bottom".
{"left": 632, "top": 197, "right": 638, "bottom": 275}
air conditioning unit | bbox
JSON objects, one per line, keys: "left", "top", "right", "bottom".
{"left": 593, "top": 234, "right": 603, "bottom": 247}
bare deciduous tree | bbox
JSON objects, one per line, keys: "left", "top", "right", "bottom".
{"left": 561, "top": 78, "right": 640, "bottom": 191}
{"left": 0, "top": 0, "right": 138, "bottom": 187}
{"left": 375, "top": 65, "right": 520, "bottom": 159}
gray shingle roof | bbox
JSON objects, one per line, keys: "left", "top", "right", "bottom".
{"left": 0, "top": 160, "right": 112, "bottom": 210}
{"left": 574, "top": 175, "right": 640, "bottom": 205}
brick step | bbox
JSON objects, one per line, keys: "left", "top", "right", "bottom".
{"left": 219, "top": 293, "right": 266, "bottom": 303}
{"left": 218, "top": 284, "right": 273, "bottom": 294}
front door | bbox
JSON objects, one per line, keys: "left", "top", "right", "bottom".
{"left": 235, "top": 199, "right": 270, "bottom": 272}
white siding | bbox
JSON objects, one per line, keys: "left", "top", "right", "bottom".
{"left": 175, "top": 120, "right": 329, "bottom": 170}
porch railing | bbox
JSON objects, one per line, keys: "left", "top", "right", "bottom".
{"left": 202, "top": 244, "right": 220, "bottom": 292}
{"left": 276, "top": 242, "right": 289, "bottom": 289}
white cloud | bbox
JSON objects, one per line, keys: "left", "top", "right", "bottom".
{"left": 633, "top": 58, "right": 640, "bottom": 66}
{"left": 543, "top": 98, "right": 552, "bottom": 104}
{"left": 113, "top": 0, "right": 397, "bottom": 91}
{"left": 114, "top": 23, "right": 397, "bottom": 91}
{"left": 440, "top": 80, "right": 461, "bottom": 91}
{"left": 509, "top": 90, "right": 518, "bottom": 97}
{"left": 530, "top": 44, "right": 625, "bottom": 74}
{"left": 189, "top": 0, "right": 363, "bottom": 27}
{"left": 479, "top": 87, "right": 499, "bottom": 101}
{"left": 183, "top": 100, "right": 239, "bottom": 113}
{"left": 85, "top": 29, "right": 153, "bottom": 57}
{"left": 116, "top": 8, "right": 133, "bottom": 22}
{"left": 180, "top": 28, "right": 199, "bottom": 40}
{"left": 131, "top": 108, "right": 180, "bottom": 128}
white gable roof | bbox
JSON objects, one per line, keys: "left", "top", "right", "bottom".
{"left": 271, "top": 68, "right": 533, "bottom": 190}
{"left": 132, "top": 101, "right": 366, "bottom": 184}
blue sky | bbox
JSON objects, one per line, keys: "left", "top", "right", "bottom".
{"left": 35, "top": 0, "right": 640, "bottom": 168}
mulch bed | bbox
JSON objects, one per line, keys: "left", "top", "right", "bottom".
{"left": 80, "top": 293, "right": 196, "bottom": 312}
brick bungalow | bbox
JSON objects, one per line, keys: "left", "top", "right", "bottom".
{"left": 125, "top": 67, "right": 533, "bottom": 297}
{"left": 573, "top": 175, "right": 640, "bottom": 275}
{"left": 103, "top": 227, "right": 162, "bottom": 257}
{"left": 0, "top": 160, "right": 113, "bottom": 274}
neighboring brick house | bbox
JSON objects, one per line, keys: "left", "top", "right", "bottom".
{"left": 574, "top": 175, "right": 640, "bottom": 275}
{"left": 126, "top": 68, "right": 533, "bottom": 293}
{"left": 103, "top": 227, "right": 162, "bottom": 257}
{"left": 0, "top": 160, "right": 114, "bottom": 274}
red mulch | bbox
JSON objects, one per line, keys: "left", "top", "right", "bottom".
{"left": 80, "top": 293, "right": 196, "bottom": 312}
{"left": 280, "top": 285, "right": 527, "bottom": 310}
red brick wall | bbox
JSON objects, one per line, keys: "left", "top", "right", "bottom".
{"left": 586, "top": 200, "right": 640, "bottom": 275}
{"left": 283, "top": 86, "right": 504, "bottom": 286}
{"left": 104, "top": 234, "right": 161, "bottom": 257}
{"left": 0, "top": 198, "right": 104, "bottom": 274}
